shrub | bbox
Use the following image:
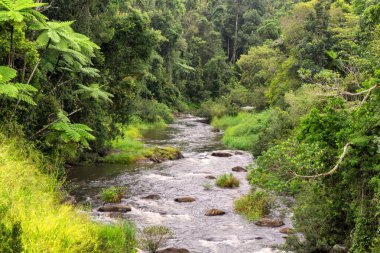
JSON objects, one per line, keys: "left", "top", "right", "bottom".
{"left": 216, "top": 174, "right": 240, "bottom": 188}
{"left": 234, "top": 190, "right": 272, "bottom": 221}
{"left": 100, "top": 187, "right": 126, "bottom": 203}
{"left": 139, "top": 225, "right": 173, "bottom": 253}
{"left": 131, "top": 99, "right": 174, "bottom": 124}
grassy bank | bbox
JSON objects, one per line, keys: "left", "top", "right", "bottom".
{"left": 0, "top": 135, "right": 136, "bottom": 253}
{"left": 211, "top": 110, "right": 274, "bottom": 155}
{"left": 104, "top": 120, "right": 181, "bottom": 164}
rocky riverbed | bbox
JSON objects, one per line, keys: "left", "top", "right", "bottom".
{"left": 69, "top": 116, "right": 292, "bottom": 253}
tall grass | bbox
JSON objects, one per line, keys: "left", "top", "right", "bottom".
{"left": 234, "top": 190, "right": 272, "bottom": 221}
{"left": 0, "top": 134, "right": 136, "bottom": 252}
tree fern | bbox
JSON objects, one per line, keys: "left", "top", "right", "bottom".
{"left": 50, "top": 110, "right": 95, "bottom": 148}
{"left": 75, "top": 84, "right": 114, "bottom": 103}
{"left": 0, "top": 66, "right": 37, "bottom": 105}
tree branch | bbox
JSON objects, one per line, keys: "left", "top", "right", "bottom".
{"left": 292, "top": 143, "right": 352, "bottom": 179}
{"left": 30, "top": 108, "right": 82, "bottom": 139}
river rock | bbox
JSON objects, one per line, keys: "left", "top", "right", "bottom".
{"left": 211, "top": 151, "right": 233, "bottom": 157}
{"left": 141, "top": 194, "right": 161, "bottom": 200}
{"left": 279, "top": 227, "right": 292, "bottom": 234}
{"left": 98, "top": 204, "right": 132, "bottom": 213}
{"left": 232, "top": 166, "right": 247, "bottom": 172}
{"left": 175, "top": 197, "right": 196, "bottom": 203}
{"left": 211, "top": 128, "right": 220, "bottom": 133}
{"left": 235, "top": 151, "right": 244, "bottom": 155}
{"left": 205, "top": 209, "right": 226, "bottom": 216}
{"left": 254, "top": 218, "right": 284, "bottom": 227}
{"left": 157, "top": 248, "right": 190, "bottom": 253}
{"left": 205, "top": 175, "right": 216, "bottom": 179}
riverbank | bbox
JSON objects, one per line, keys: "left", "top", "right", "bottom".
{"left": 0, "top": 134, "right": 137, "bottom": 253}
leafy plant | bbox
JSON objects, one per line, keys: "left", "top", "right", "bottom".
{"left": 75, "top": 83, "right": 114, "bottom": 103}
{"left": 0, "top": 66, "right": 37, "bottom": 105}
{"left": 50, "top": 110, "right": 95, "bottom": 148}
{"left": 139, "top": 225, "right": 173, "bottom": 253}
{"left": 234, "top": 190, "right": 272, "bottom": 221}
{"left": 100, "top": 186, "right": 126, "bottom": 203}
{"left": 216, "top": 174, "right": 240, "bottom": 188}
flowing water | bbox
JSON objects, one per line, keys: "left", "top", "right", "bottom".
{"left": 69, "top": 116, "right": 290, "bottom": 253}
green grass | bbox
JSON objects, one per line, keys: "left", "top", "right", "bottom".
{"left": 211, "top": 111, "right": 273, "bottom": 153}
{"left": 100, "top": 187, "right": 126, "bottom": 203}
{"left": 215, "top": 174, "right": 240, "bottom": 188}
{"left": 104, "top": 122, "right": 182, "bottom": 164}
{"left": 0, "top": 134, "right": 136, "bottom": 252}
{"left": 234, "top": 190, "right": 272, "bottom": 221}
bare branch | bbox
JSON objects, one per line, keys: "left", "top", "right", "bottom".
{"left": 292, "top": 143, "right": 352, "bottom": 179}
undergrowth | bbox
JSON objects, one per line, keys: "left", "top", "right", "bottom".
{"left": 0, "top": 134, "right": 136, "bottom": 253}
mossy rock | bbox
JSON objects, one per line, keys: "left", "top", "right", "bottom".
{"left": 146, "top": 147, "right": 184, "bottom": 163}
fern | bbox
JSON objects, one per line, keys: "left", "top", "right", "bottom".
{"left": 75, "top": 83, "right": 114, "bottom": 103}
{"left": 0, "top": 66, "right": 37, "bottom": 105}
{"left": 50, "top": 110, "right": 96, "bottom": 148}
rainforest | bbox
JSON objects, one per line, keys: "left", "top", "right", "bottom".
{"left": 0, "top": 0, "right": 379, "bottom": 252}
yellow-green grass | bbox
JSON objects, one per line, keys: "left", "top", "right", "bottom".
{"left": 0, "top": 135, "right": 136, "bottom": 252}
{"left": 234, "top": 190, "right": 272, "bottom": 221}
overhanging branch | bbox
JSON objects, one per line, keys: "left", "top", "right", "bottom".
{"left": 292, "top": 143, "right": 352, "bottom": 179}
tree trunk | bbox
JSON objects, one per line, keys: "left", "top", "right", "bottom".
{"left": 231, "top": 6, "right": 239, "bottom": 63}
{"left": 8, "top": 26, "right": 14, "bottom": 67}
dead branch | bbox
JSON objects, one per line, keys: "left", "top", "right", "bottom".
{"left": 292, "top": 143, "right": 352, "bottom": 179}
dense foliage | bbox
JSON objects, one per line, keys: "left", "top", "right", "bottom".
{"left": 1, "top": 0, "right": 380, "bottom": 252}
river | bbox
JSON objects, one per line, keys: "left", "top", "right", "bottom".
{"left": 68, "top": 116, "right": 290, "bottom": 253}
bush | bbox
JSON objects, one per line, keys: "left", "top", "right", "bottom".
{"left": 216, "top": 174, "right": 240, "bottom": 188}
{"left": 234, "top": 190, "right": 272, "bottom": 221}
{"left": 131, "top": 99, "right": 174, "bottom": 124}
{"left": 100, "top": 187, "right": 126, "bottom": 203}
{"left": 139, "top": 225, "right": 173, "bottom": 253}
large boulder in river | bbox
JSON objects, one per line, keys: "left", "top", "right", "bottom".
{"left": 175, "top": 197, "right": 196, "bottom": 203}
{"left": 205, "top": 209, "right": 226, "bottom": 216}
{"left": 232, "top": 166, "right": 247, "bottom": 172}
{"left": 211, "top": 151, "right": 233, "bottom": 157}
{"left": 98, "top": 204, "right": 131, "bottom": 213}
{"left": 254, "top": 218, "right": 284, "bottom": 227}
{"left": 157, "top": 248, "right": 190, "bottom": 253}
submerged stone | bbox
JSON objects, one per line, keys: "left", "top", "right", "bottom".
{"left": 205, "top": 175, "right": 216, "bottom": 179}
{"left": 97, "top": 204, "right": 131, "bottom": 213}
{"left": 211, "top": 151, "right": 233, "bottom": 157}
{"left": 205, "top": 209, "right": 226, "bottom": 216}
{"left": 141, "top": 194, "right": 161, "bottom": 200}
{"left": 254, "top": 218, "right": 284, "bottom": 228}
{"left": 157, "top": 248, "right": 190, "bottom": 253}
{"left": 175, "top": 197, "right": 196, "bottom": 203}
{"left": 232, "top": 166, "right": 247, "bottom": 172}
